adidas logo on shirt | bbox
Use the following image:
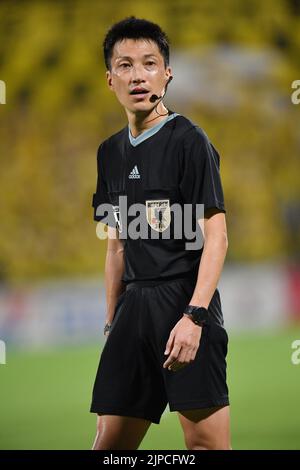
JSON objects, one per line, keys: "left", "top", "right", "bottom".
{"left": 128, "top": 165, "right": 140, "bottom": 179}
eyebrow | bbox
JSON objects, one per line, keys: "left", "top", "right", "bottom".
{"left": 115, "top": 54, "right": 157, "bottom": 62}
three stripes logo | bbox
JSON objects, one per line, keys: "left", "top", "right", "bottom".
{"left": 128, "top": 165, "right": 140, "bottom": 179}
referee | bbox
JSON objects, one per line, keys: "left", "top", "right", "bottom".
{"left": 90, "top": 16, "right": 231, "bottom": 450}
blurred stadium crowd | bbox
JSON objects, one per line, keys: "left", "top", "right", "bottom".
{"left": 0, "top": 0, "right": 299, "bottom": 283}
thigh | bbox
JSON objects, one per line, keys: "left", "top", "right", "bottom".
{"left": 92, "top": 414, "right": 152, "bottom": 450}
{"left": 177, "top": 405, "right": 231, "bottom": 450}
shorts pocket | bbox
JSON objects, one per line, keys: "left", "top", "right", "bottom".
{"left": 110, "top": 291, "right": 127, "bottom": 329}
{"left": 210, "top": 322, "right": 229, "bottom": 357}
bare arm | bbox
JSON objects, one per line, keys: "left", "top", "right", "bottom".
{"left": 163, "top": 208, "right": 228, "bottom": 371}
{"left": 104, "top": 226, "right": 125, "bottom": 327}
{"left": 189, "top": 207, "right": 228, "bottom": 307}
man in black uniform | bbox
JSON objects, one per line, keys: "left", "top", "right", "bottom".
{"left": 90, "top": 16, "right": 231, "bottom": 450}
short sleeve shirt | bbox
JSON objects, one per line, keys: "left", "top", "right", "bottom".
{"left": 92, "top": 111, "right": 226, "bottom": 283}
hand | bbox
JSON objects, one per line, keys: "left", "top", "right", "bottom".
{"left": 163, "top": 316, "right": 202, "bottom": 372}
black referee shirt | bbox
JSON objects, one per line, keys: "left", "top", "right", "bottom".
{"left": 92, "top": 110, "right": 226, "bottom": 283}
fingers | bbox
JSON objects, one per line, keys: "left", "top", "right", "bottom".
{"left": 164, "top": 323, "right": 203, "bottom": 371}
{"left": 163, "top": 342, "right": 181, "bottom": 369}
{"left": 163, "top": 345, "right": 199, "bottom": 371}
{"left": 168, "top": 349, "right": 188, "bottom": 372}
{"left": 164, "top": 330, "right": 175, "bottom": 356}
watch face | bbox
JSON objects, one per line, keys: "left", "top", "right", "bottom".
{"left": 192, "top": 307, "right": 208, "bottom": 324}
{"left": 184, "top": 306, "right": 208, "bottom": 324}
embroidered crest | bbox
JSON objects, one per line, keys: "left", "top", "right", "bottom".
{"left": 145, "top": 199, "right": 171, "bottom": 233}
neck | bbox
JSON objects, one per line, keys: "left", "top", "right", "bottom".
{"left": 126, "top": 101, "right": 169, "bottom": 138}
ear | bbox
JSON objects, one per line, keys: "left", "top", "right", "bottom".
{"left": 106, "top": 70, "right": 114, "bottom": 91}
{"left": 165, "top": 66, "right": 172, "bottom": 80}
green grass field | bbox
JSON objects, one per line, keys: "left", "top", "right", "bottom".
{"left": 0, "top": 326, "right": 299, "bottom": 449}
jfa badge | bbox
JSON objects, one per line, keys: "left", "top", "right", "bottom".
{"left": 146, "top": 199, "right": 171, "bottom": 233}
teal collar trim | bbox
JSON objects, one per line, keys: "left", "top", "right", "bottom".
{"left": 128, "top": 112, "right": 179, "bottom": 147}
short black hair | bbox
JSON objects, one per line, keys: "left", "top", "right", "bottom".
{"left": 103, "top": 16, "right": 170, "bottom": 71}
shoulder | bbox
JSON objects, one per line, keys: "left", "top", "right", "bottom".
{"left": 178, "top": 115, "right": 210, "bottom": 143}
{"left": 173, "top": 114, "right": 210, "bottom": 150}
{"left": 175, "top": 115, "right": 216, "bottom": 158}
{"left": 96, "top": 126, "right": 127, "bottom": 159}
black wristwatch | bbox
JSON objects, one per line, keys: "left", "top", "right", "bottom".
{"left": 183, "top": 305, "right": 209, "bottom": 326}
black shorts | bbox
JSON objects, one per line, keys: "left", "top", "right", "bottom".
{"left": 90, "top": 276, "right": 229, "bottom": 424}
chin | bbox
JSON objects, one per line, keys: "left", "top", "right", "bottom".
{"left": 128, "top": 102, "right": 153, "bottom": 113}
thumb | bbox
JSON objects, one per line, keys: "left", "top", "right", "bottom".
{"left": 165, "top": 330, "right": 175, "bottom": 355}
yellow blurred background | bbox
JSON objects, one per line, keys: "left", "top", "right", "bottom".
{"left": 0, "top": 0, "right": 299, "bottom": 282}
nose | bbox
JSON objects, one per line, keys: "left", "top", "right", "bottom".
{"left": 130, "top": 64, "right": 146, "bottom": 84}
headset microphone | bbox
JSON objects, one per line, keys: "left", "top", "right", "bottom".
{"left": 149, "top": 76, "right": 173, "bottom": 103}
{"left": 149, "top": 93, "right": 161, "bottom": 103}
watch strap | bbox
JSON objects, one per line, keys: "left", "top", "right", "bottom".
{"left": 183, "top": 305, "right": 209, "bottom": 325}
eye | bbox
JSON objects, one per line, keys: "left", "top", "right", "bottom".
{"left": 120, "top": 63, "right": 130, "bottom": 68}
{"left": 146, "top": 61, "right": 155, "bottom": 66}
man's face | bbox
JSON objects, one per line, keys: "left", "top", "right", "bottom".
{"left": 106, "top": 38, "right": 172, "bottom": 113}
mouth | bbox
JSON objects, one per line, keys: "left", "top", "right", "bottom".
{"left": 129, "top": 88, "right": 150, "bottom": 99}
